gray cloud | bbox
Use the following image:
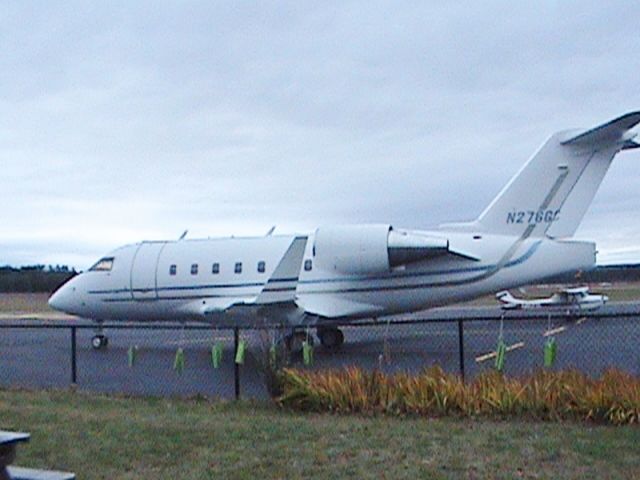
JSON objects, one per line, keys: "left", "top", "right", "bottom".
{"left": 2, "top": 1, "right": 640, "bottom": 268}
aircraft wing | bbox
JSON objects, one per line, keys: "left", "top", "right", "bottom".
{"left": 199, "top": 236, "right": 309, "bottom": 321}
{"left": 497, "top": 290, "right": 563, "bottom": 309}
{"left": 254, "top": 236, "right": 308, "bottom": 305}
{"left": 564, "top": 286, "right": 589, "bottom": 296}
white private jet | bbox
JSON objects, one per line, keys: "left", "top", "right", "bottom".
{"left": 49, "top": 112, "right": 640, "bottom": 349}
{"left": 496, "top": 286, "right": 608, "bottom": 313}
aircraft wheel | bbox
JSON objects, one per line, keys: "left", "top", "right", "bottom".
{"left": 91, "top": 335, "right": 108, "bottom": 350}
{"left": 318, "top": 328, "right": 344, "bottom": 349}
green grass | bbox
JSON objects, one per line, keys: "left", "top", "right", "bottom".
{"left": 1, "top": 388, "right": 639, "bottom": 479}
{"left": 600, "top": 283, "right": 640, "bottom": 302}
{"left": 0, "top": 293, "right": 54, "bottom": 314}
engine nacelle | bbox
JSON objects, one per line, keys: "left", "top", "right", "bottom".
{"left": 313, "top": 224, "right": 449, "bottom": 275}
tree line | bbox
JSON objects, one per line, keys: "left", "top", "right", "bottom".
{"left": 0, "top": 265, "right": 78, "bottom": 293}
{"left": 2, "top": 263, "right": 640, "bottom": 294}
{"left": 547, "top": 264, "right": 640, "bottom": 284}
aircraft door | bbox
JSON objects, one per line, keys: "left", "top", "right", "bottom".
{"left": 130, "top": 242, "right": 165, "bottom": 300}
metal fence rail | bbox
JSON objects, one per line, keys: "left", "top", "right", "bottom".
{"left": 0, "top": 305, "right": 639, "bottom": 400}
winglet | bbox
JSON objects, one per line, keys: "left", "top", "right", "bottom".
{"left": 255, "top": 236, "right": 308, "bottom": 305}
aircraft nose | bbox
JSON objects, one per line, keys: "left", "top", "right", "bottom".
{"left": 48, "top": 286, "right": 69, "bottom": 312}
{"left": 48, "top": 280, "right": 80, "bottom": 314}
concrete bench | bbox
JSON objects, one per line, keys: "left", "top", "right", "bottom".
{"left": 0, "top": 431, "right": 75, "bottom": 480}
{"left": 1, "top": 431, "right": 30, "bottom": 480}
{"left": 7, "top": 466, "right": 75, "bottom": 480}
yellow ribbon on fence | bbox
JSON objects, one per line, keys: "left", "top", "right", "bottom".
{"left": 544, "top": 337, "right": 557, "bottom": 368}
{"left": 174, "top": 347, "right": 185, "bottom": 373}
{"left": 211, "top": 343, "right": 223, "bottom": 369}
{"left": 495, "top": 340, "right": 506, "bottom": 371}
{"left": 128, "top": 346, "right": 138, "bottom": 368}
{"left": 302, "top": 341, "right": 314, "bottom": 366}
{"left": 235, "top": 340, "right": 246, "bottom": 365}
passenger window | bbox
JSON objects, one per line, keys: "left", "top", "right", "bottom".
{"left": 234, "top": 262, "right": 242, "bottom": 274}
{"left": 304, "top": 259, "right": 312, "bottom": 271}
{"left": 212, "top": 262, "right": 220, "bottom": 274}
{"left": 169, "top": 264, "right": 177, "bottom": 276}
{"left": 191, "top": 264, "right": 198, "bottom": 275}
{"left": 257, "top": 261, "right": 266, "bottom": 273}
{"left": 89, "top": 257, "right": 114, "bottom": 272}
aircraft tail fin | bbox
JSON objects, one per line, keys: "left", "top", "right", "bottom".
{"left": 476, "top": 112, "right": 640, "bottom": 238}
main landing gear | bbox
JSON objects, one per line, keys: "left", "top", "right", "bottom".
{"left": 283, "top": 327, "right": 345, "bottom": 353}
{"left": 316, "top": 327, "right": 344, "bottom": 349}
{"left": 285, "top": 331, "right": 312, "bottom": 353}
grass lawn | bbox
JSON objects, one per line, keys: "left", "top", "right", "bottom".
{"left": 0, "top": 293, "right": 54, "bottom": 314}
{"left": 1, "top": 389, "right": 639, "bottom": 479}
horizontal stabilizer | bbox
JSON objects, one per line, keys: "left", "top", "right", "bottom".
{"left": 560, "top": 111, "right": 640, "bottom": 147}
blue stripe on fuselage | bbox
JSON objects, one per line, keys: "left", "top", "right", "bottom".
{"left": 90, "top": 241, "right": 542, "bottom": 301}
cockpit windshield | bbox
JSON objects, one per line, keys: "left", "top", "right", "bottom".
{"left": 89, "top": 257, "right": 114, "bottom": 272}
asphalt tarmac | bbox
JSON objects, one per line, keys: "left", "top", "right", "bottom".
{"left": 0, "top": 303, "right": 638, "bottom": 399}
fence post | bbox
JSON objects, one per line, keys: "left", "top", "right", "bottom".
{"left": 457, "top": 319, "right": 465, "bottom": 382}
{"left": 234, "top": 327, "right": 240, "bottom": 400}
{"left": 70, "top": 326, "right": 77, "bottom": 385}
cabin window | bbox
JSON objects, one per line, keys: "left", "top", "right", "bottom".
{"left": 257, "top": 261, "right": 266, "bottom": 273}
{"left": 234, "top": 262, "right": 242, "bottom": 274}
{"left": 212, "top": 262, "right": 220, "bottom": 274}
{"left": 191, "top": 264, "right": 199, "bottom": 275}
{"left": 89, "top": 257, "right": 114, "bottom": 272}
{"left": 169, "top": 264, "right": 177, "bottom": 275}
{"left": 304, "top": 259, "right": 312, "bottom": 271}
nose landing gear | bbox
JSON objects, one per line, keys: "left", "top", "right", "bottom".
{"left": 91, "top": 322, "right": 109, "bottom": 349}
{"left": 91, "top": 334, "right": 109, "bottom": 349}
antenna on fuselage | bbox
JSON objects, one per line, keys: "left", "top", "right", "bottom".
{"left": 179, "top": 230, "right": 188, "bottom": 240}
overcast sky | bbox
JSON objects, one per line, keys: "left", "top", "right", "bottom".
{"left": 2, "top": 1, "right": 640, "bottom": 269}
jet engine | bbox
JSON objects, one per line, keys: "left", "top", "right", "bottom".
{"left": 313, "top": 224, "right": 449, "bottom": 275}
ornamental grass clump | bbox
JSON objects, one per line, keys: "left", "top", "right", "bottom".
{"left": 276, "top": 366, "right": 640, "bottom": 425}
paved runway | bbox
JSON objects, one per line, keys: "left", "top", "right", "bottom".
{"left": 0, "top": 303, "right": 638, "bottom": 399}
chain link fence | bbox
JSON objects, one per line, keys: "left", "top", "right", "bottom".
{"left": 0, "top": 307, "right": 639, "bottom": 399}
